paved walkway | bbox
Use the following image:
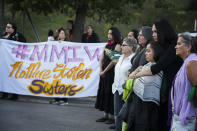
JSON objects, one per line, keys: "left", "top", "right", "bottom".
{"left": 0, "top": 95, "right": 113, "bottom": 131}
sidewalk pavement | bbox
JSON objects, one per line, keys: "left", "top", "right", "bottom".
{"left": 0, "top": 93, "right": 97, "bottom": 105}
{"left": 0, "top": 94, "right": 113, "bottom": 131}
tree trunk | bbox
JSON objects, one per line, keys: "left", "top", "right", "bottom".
{"left": 71, "top": 2, "right": 88, "bottom": 42}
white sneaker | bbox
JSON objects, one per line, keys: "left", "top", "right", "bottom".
{"left": 58, "top": 100, "right": 68, "bottom": 106}
{"left": 49, "top": 100, "right": 59, "bottom": 105}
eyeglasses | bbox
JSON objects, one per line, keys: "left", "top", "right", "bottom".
{"left": 6, "top": 26, "right": 12, "bottom": 29}
{"left": 122, "top": 44, "right": 129, "bottom": 47}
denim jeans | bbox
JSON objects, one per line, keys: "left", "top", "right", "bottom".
{"left": 114, "top": 91, "right": 123, "bottom": 131}
{"left": 171, "top": 114, "right": 196, "bottom": 131}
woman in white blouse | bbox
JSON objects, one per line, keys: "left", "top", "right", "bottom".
{"left": 112, "top": 37, "right": 137, "bottom": 130}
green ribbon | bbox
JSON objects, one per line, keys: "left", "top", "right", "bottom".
{"left": 188, "top": 83, "right": 197, "bottom": 107}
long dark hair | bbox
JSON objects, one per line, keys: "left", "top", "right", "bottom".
{"left": 109, "top": 27, "right": 122, "bottom": 44}
{"left": 67, "top": 20, "right": 74, "bottom": 34}
{"left": 131, "top": 29, "right": 138, "bottom": 40}
{"left": 7, "top": 22, "right": 17, "bottom": 33}
{"left": 154, "top": 19, "right": 177, "bottom": 49}
{"left": 2, "top": 22, "right": 17, "bottom": 36}
{"left": 148, "top": 41, "right": 164, "bottom": 62}
{"left": 191, "top": 37, "right": 197, "bottom": 54}
{"left": 67, "top": 20, "right": 74, "bottom": 28}
{"left": 87, "top": 25, "right": 95, "bottom": 33}
{"left": 48, "top": 30, "right": 54, "bottom": 36}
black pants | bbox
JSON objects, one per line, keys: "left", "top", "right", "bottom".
{"left": 54, "top": 98, "right": 68, "bottom": 102}
{"left": 1, "top": 93, "right": 18, "bottom": 100}
{"left": 159, "top": 101, "right": 170, "bottom": 131}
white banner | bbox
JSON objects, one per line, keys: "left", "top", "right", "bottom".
{"left": 0, "top": 39, "right": 106, "bottom": 97}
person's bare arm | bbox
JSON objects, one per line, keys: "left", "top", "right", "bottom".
{"left": 187, "top": 60, "right": 197, "bottom": 86}
{"left": 100, "top": 60, "right": 117, "bottom": 76}
{"left": 128, "top": 66, "right": 153, "bottom": 79}
{"left": 99, "top": 49, "right": 105, "bottom": 72}
{"left": 135, "top": 67, "right": 153, "bottom": 78}
{"left": 128, "top": 66, "right": 142, "bottom": 79}
{"left": 104, "top": 48, "right": 110, "bottom": 56}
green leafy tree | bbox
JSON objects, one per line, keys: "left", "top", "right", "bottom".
{"left": 5, "top": 0, "right": 145, "bottom": 42}
{"left": 130, "top": 0, "right": 197, "bottom": 33}
{"left": 5, "top": 0, "right": 196, "bottom": 42}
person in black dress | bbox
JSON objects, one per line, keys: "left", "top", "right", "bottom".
{"left": 95, "top": 27, "right": 122, "bottom": 126}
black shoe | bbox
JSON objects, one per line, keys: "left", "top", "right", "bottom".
{"left": 8, "top": 94, "right": 18, "bottom": 100}
{"left": 96, "top": 117, "right": 108, "bottom": 122}
{"left": 109, "top": 125, "right": 115, "bottom": 129}
{"left": 0, "top": 93, "right": 8, "bottom": 99}
{"left": 105, "top": 119, "right": 115, "bottom": 124}
{"left": 9, "top": 96, "right": 18, "bottom": 100}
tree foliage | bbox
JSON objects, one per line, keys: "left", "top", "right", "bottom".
{"left": 5, "top": 0, "right": 146, "bottom": 41}
{"left": 6, "top": 0, "right": 146, "bottom": 23}
{"left": 5, "top": 0, "right": 197, "bottom": 41}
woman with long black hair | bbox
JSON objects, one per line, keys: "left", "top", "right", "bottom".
{"left": 95, "top": 27, "right": 122, "bottom": 127}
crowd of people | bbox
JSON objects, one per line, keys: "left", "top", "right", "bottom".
{"left": 1, "top": 18, "right": 197, "bottom": 131}
{"left": 94, "top": 19, "right": 197, "bottom": 131}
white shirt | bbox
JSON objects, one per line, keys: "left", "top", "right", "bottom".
{"left": 47, "top": 36, "right": 54, "bottom": 41}
{"left": 112, "top": 53, "right": 135, "bottom": 95}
